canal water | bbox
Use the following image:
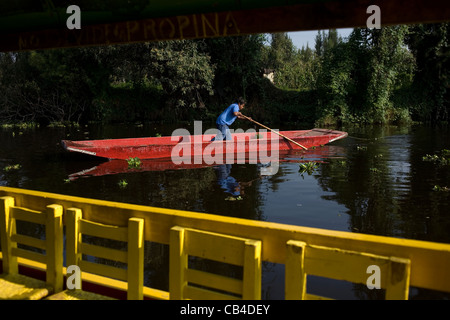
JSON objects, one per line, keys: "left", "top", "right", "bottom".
{"left": 1, "top": 122, "right": 449, "bottom": 299}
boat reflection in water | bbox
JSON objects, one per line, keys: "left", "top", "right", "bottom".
{"left": 66, "top": 146, "right": 346, "bottom": 180}
{"left": 214, "top": 163, "right": 263, "bottom": 199}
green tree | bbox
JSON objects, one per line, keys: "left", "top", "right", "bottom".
{"left": 315, "top": 26, "right": 414, "bottom": 125}
{"left": 0, "top": 52, "right": 39, "bottom": 123}
{"left": 315, "top": 37, "right": 359, "bottom": 124}
{"left": 264, "top": 33, "right": 320, "bottom": 90}
{"left": 0, "top": 48, "right": 109, "bottom": 124}
{"left": 203, "top": 35, "right": 266, "bottom": 104}
{"left": 148, "top": 40, "right": 215, "bottom": 116}
{"left": 315, "top": 29, "right": 340, "bottom": 58}
{"left": 266, "top": 33, "right": 296, "bottom": 71}
{"left": 364, "top": 26, "right": 411, "bottom": 123}
{"left": 265, "top": 33, "right": 298, "bottom": 89}
{"left": 406, "top": 23, "right": 450, "bottom": 122}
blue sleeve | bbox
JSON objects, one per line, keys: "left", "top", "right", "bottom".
{"left": 233, "top": 104, "right": 239, "bottom": 113}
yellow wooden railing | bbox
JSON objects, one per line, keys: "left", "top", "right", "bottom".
{"left": 169, "top": 226, "right": 262, "bottom": 300}
{"left": 0, "top": 196, "right": 63, "bottom": 299}
{"left": 46, "top": 208, "right": 145, "bottom": 300}
{"left": 1, "top": 186, "right": 450, "bottom": 300}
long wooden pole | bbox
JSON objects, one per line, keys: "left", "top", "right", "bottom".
{"left": 242, "top": 115, "right": 308, "bottom": 150}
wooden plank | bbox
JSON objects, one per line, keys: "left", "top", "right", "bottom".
{"left": 79, "top": 260, "right": 127, "bottom": 282}
{"left": 80, "top": 243, "right": 127, "bottom": 264}
{"left": 184, "top": 285, "right": 241, "bottom": 300}
{"left": 11, "top": 207, "right": 46, "bottom": 225}
{"left": 11, "top": 234, "right": 46, "bottom": 250}
{"left": 186, "top": 269, "right": 243, "bottom": 296}
{"left": 306, "top": 293, "right": 334, "bottom": 300}
{"left": 80, "top": 219, "right": 128, "bottom": 242}
{"left": 11, "top": 247, "right": 46, "bottom": 264}
{"left": 183, "top": 228, "right": 249, "bottom": 266}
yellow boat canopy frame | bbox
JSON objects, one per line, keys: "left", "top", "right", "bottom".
{"left": 1, "top": 0, "right": 449, "bottom": 52}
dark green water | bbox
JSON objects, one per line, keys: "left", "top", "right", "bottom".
{"left": 1, "top": 122, "right": 449, "bottom": 299}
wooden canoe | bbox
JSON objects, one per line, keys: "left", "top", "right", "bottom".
{"left": 62, "top": 128, "right": 348, "bottom": 160}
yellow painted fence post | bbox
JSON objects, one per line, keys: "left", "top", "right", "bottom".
{"left": 0, "top": 197, "right": 18, "bottom": 275}
{"left": 285, "top": 240, "right": 306, "bottom": 300}
{"left": 45, "top": 204, "right": 64, "bottom": 293}
{"left": 127, "top": 217, "right": 144, "bottom": 300}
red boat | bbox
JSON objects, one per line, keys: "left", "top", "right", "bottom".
{"left": 62, "top": 128, "right": 347, "bottom": 160}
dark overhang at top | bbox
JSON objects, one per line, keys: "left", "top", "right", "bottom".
{"left": 1, "top": 0, "right": 449, "bottom": 52}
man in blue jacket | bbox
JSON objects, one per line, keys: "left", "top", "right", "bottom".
{"left": 211, "top": 97, "right": 251, "bottom": 141}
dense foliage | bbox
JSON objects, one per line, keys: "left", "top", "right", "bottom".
{"left": 0, "top": 23, "right": 448, "bottom": 126}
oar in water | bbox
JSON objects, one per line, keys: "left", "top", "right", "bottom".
{"left": 242, "top": 115, "right": 308, "bottom": 150}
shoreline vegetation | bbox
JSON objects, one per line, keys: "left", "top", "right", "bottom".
{"left": 0, "top": 24, "right": 449, "bottom": 128}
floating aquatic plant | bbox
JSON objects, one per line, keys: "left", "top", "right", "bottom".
{"left": 422, "top": 149, "right": 450, "bottom": 166}
{"left": 433, "top": 185, "right": 450, "bottom": 192}
{"left": 225, "top": 196, "right": 243, "bottom": 201}
{"left": 3, "top": 164, "right": 21, "bottom": 172}
{"left": 298, "top": 161, "right": 319, "bottom": 175}
{"left": 118, "top": 179, "right": 128, "bottom": 188}
{"left": 337, "top": 160, "right": 347, "bottom": 166}
{"left": 1, "top": 123, "right": 38, "bottom": 130}
{"left": 127, "top": 157, "right": 142, "bottom": 169}
{"left": 374, "top": 154, "right": 384, "bottom": 158}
